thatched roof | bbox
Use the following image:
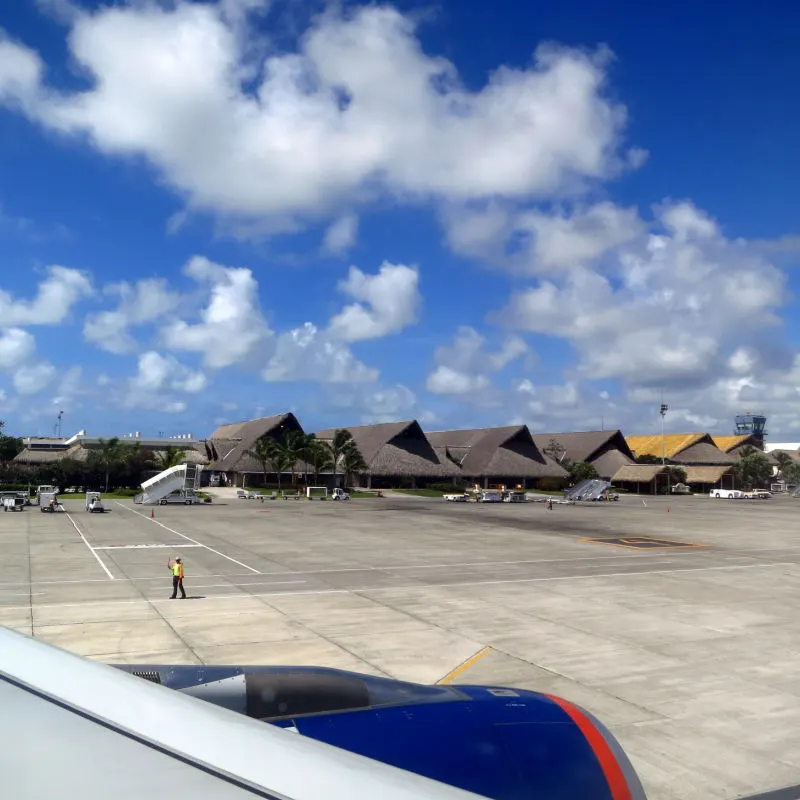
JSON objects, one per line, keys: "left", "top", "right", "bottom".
{"left": 207, "top": 413, "right": 303, "bottom": 472}
{"left": 532, "top": 430, "right": 635, "bottom": 479}
{"left": 673, "top": 441, "right": 736, "bottom": 465}
{"left": 591, "top": 449, "right": 635, "bottom": 480}
{"left": 767, "top": 449, "right": 800, "bottom": 466}
{"left": 612, "top": 464, "right": 667, "bottom": 483}
{"left": 427, "top": 426, "right": 568, "bottom": 479}
{"left": 626, "top": 433, "right": 705, "bottom": 459}
{"left": 713, "top": 435, "right": 755, "bottom": 453}
{"left": 13, "top": 441, "right": 209, "bottom": 467}
{"left": 683, "top": 465, "right": 733, "bottom": 484}
{"left": 626, "top": 433, "right": 734, "bottom": 465}
{"left": 314, "top": 421, "right": 457, "bottom": 478}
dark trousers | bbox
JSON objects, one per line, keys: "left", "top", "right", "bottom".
{"left": 171, "top": 576, "right": 186, "bottom": 598}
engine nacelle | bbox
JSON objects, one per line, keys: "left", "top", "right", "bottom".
{"left": 114, "top": 664, "right": 646, "bottom": 800}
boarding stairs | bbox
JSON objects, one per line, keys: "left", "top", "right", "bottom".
{"left": 134, "top": 464, "right": 202, "bottom": 505}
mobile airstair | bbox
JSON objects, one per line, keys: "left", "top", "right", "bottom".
{"left": 134, "top": 464, "right": 202, "bottom": 505}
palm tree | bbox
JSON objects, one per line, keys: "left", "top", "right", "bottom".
{"left": 282, "top": 430, "right": 312, "bottom": 487}
{"left": 734, "top": 445, "right": 772, "bottom": 490}
{"left": 307, "top": 439, "right": 333, "bottom": 482}
{"left": 153, "top": 445, "right": 187, "bottom": 471}
{"left": 97, "top": 437, "right": 127, "bottom": 492}
{"left": 341, "top": 444, "right": 368, "bottom": 488}
{"left": 325, "top": 429, "right": 356, "bottom": 487}
{"left": 247, "top": 436, "right": 282, "bottom": 490}
{"left": 774, "top": 451, "right": 793, "bottom": 479}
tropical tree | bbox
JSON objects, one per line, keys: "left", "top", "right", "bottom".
{"left": 282, "top": 430, "right": 312, "bottom": 486}
{"left": 0, "top": 420, "right": 23, "bottom": 463}
{"left": 341, "top": 444, "right": 368, "bottom": 487}
{"left": 324, "top": 429, "right": 356, "bottom": 486}
{"left": 97, "top": 437, "right": 128, "bottom": 492}
{"left": 567, "top": 461, "right": 598, "bottom": 482}
{"left": 307, "top": 438, "right": 334, "bottom": 482}
{"left": 636, "top": 454, "right": 664, "bottom": 465}
{"left": 246, "top": 436, "right": 283, "bottom": 490}
{"left": 783, "top": 463, "right": 800, "bottom": 485}
{"left": 774, "top": 451, "right": 793, "bottom": 477}
{"left": 153, "top": 445, "right": 187, "bottom": 471}
{"left": 734, "top": 445, "right": 772, "bottom": 490}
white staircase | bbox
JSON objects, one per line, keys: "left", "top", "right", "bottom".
{"left": 135, "top": 464, "right": 202, "bottom": 505}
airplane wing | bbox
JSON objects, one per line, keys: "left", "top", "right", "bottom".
{"left": 0, "top": 627, "right": 481, "bottom": 800}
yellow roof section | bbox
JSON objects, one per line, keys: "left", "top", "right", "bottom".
{"left": 712, "top": 435, "right": 751, "bottom": 452}
{"left": 625, "top": 433, "right": 705, "bottom": 459}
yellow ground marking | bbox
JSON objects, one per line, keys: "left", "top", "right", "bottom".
{"left": 437, "top": 646, "right": 493, "bottom": 684}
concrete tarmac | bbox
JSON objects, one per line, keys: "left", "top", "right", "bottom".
{"left": 2, "top": 492, "right": 800, "bottom": 800}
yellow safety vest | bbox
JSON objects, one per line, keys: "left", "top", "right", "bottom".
{"left": 172, "top": 563, "right": 183, "bottom": 578}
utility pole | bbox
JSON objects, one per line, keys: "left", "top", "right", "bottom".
{"left": 660, "top": 393, "right": 669, "bottom": 494}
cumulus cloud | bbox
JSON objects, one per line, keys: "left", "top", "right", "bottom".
{"left": 0, "top": 3, "right": 637, "bottom": 231}
{"left": 329, "top": 262, "right": 420, "bottom": 341}
{"left": 161, "top": 256, "right": 272, "bottom": 369}
{"left": 443, "top": 201, "right": 643, "bottom": 273}
{"left": 84, "top": 277, "right": 182, "bottom": 354}
{"left": 426, "top": 326, "right": 528, "bottom": 396}
{"left": 322, "top": 213, "right": 358, "bottom": 256}
{"left": 13, "top": 362, "right": 57, "bottom": 395}
{"left": 263, "top": 322, "right": 378, "bottom": 383}
{"left": 123, "top": 350, "right": 207, "bottom": 410}
{"left": 0, "top": 328, "right": 36, "bottom": 368}
{"left": 496, "top": 200, "right": 786, "bottom": 387}
{"left": 0, "top": 265, "right": 91, "bottom": 325}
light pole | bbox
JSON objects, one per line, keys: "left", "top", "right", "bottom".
{"left": 660, "top": 398, "right": 669, "bottom": 494}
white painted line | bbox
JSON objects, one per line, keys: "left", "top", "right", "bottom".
{"left": 65, "top": 512, "right": 114, "bottom": 580}
{"left": 188, "top": 581, "right": 307, "bottom": 589}
{"left": 93, "top": 544, "right": 206, "bottom": 551}
{"left": 115, "top": 502, "right": 261, "bottom": 574}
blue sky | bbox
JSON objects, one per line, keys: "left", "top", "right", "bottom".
{"left": 1, "top": 0, "right": 799, "bottom": 440}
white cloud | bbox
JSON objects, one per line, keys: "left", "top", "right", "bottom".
{"left": 263, "top": 322, "right": 378, "bottom": 383}
{"left": 0, "top": 265, "right": 91, "bottom": 325}
{"left": 13, "top": 362, "right": 57, "bottom": 395}
{"left": 0, "top": 4, "right": 637, "bottom": 230}
{"left": 84, "top": 277, "right": 182, "bottom": 354}
{"left": 0, "top": 328, "right": 36, "bottom": 368}
{"left": 131, "top": 351, "right": 207, "bottom": 395}
{"left": 322, "top": 213, "right": 358, "bottom": 256}
{"left": 497, "top": 200, "right": 786, "bottom": 386}
{"left": 443, "top": 201, "right": 643, "bottom": 273}
{"left": 329, "top": 262, "right": 420, "bottom": 341}
{"left": 427, "top": 366, "right": 490, "bottom": 395}
{"left": 122, "top": 350, "right": 207, "bottom": 411}
{"left": 426, "top": 326, "right": 528, "bottom": 396}
{"left": 161, "top": 256, "right": 271, "bottom": 368}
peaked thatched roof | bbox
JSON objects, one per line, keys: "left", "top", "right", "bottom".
{"left": 427, "top": 426, "right": 568, "bottom": 479}
{"left": 673, "top": 440, "right": 736, "bottom": 465}
{"left": 207, "top": 413, "right": 303, "bottom": 472}
{"left": 626, "top": 433, "right": 734, "bottom": 465}
{"left": 314, "top": 420, "right": 457, "bottom": 478}
{"left": 531, "top": 430, "right": 635, "bottom": 479}
{"left": 683, "top": 465, "right": 733, "bottom": 484}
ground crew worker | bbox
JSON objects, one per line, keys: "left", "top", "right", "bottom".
{"left": 167, "top": 557, "right": 187, "bottom": 599}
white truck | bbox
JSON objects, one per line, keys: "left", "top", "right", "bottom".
{"left": 331, "top": 488, "right": 350, "bottom": 501}
{"left": 39, "top": 491, "right": 64, "bottom": 512}
{"left": 35, "top": 485, "right": 59, "bottom": 506}
{"left": 709, "top": 489, "right": 745, "bottom": 499}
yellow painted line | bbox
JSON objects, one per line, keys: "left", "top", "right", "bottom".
{"left": 581, "top": 537, "right": 705, "bottom": 549}
{"left": 437, "top": 646, "right": 492, "bottom": 685}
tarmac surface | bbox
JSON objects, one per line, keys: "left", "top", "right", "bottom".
{"left": 2, "top": 491, "right": 800, "bottom": 800}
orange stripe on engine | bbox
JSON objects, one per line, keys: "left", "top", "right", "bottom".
{"left": 543, "top": 693, "right": 632, "bottom": 800}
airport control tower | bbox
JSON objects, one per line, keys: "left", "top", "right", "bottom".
{"left": 734, "top": 412, "right": 767, "bottom": 448}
